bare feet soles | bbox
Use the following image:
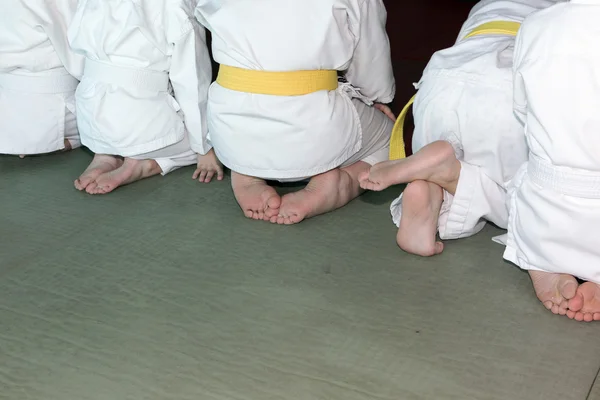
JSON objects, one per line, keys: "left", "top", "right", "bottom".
{"left": 396, "top": 180, "right": 444, "bottom": 256}
{"left": 74, "top": 154, "right": 123, "bottom": 191}
{"left": 359, "top": 140, "right": 461, "bottom": 194}
{"left": 86, "top": 158, "right": 162, "bottom": 195}
{"left": 274, "top": 162, "right": 368, "bottom": 225}
{"left": 231, "top": 172, "right": 281, "bottom": 220}
{"left": 567, "top": 282, "right": 600, "bottom": 322}
{"left": 529, "top": 270, "right": 578, "bottom": 317}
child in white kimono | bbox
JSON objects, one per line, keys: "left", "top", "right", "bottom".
{"left": 359, "top": 0, "right": 579, "bottom": 320}
{"left": 0, "top": 0, "right": 84, "bottom": 157}
{"left": 195, "top": 0, "right": 395, "bottom": 223}
{"left": 359, "top": 0, "right": 559, "bottom": 255}
{"left": 506, "top": 0, "right": 600, "bottom": 322}
{"left": 68, "top": 0, "right": 219, "bottom": 195}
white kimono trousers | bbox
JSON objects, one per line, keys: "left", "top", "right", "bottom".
{"left": 0, "top": 0, "right": 84, "bottom": 156}
{"left": 195, "top": 0, "right": 395, "bottom": 181}
{"left": 390, "top": 0, "right": 563, "bottom": 240}
{"left": 68, "top": 0, "right": 212, "bottom": 175}
{"left": 505, "top": 0, "right": 600, "bottom": 284}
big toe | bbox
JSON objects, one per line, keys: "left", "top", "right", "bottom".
{"left": 265, "top": 194, "right": 281, "bottom": 217}
{"left": 577, "top": 282, "right": 600, "bottom": 314}
{"left": 568, "top": 292, "right": 584, "bottom": 313}
{"left": 559, "top": 278, "right": 578, "bottom": 300}
{"left": 85, "top": 181, "right": 98, "bottom": 194}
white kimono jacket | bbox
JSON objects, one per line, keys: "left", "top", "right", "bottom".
{"left": 505, "top": 0, "right": 600, "bottom": 284}
{"left": 391, "top": 0, "right": 563, "bottom": 240}
{"left": 68, "top": 0, "right": 212, "bottom": 158}
{"left": 0, "top": 0, "right": 84, "bottom": 155}
{"left": 195, "top": 0, "right": 395, "bottom": 181}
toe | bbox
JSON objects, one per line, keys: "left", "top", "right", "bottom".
{"left": 559, "top": 278, "right": 578, "bottom": 300}
{"left": 542, "top": 300, "right": 553, "bottom": 310}
{"left": 568, "top": 292, "right": 585, "bottom": 312}
{"left": 85, "top": 182, "right": 98, "bottom": 194}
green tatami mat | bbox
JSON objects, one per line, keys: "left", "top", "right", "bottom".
{"left": 1, "top": 150, "right": 600, "bottom": 400}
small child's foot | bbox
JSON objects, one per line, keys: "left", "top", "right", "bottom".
{"left": 396, "top": 180, "right": 444, "bottom": 256}
{"left": 74, "top": 154, "right": 123, "bottom": 191}
{"left": 275, "top": 169, "right": 345, "bottom": 225}
{"left": 275, "top": 163, "right": 366, "bottom": 225}
{"left": 529, "top": 271, "right": 578, "bottom": 316}
{"left": 359, "top": 140, "right": 461, "bottom": 194}
{"left": 87, "top": 158, "right": 162, "bottom": 195}
{"left": 567, "top": 282, "right": 600, "bottom": 322}
{"left": 231, "top": 172, "right": 281, "bottom": 220}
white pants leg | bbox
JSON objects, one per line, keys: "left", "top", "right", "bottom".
{"left": 64, "top": 105, "right": 81, "bottom": 150}
{"left": 438, "top": 161, "right": 509, "bottom": 238}
{"left": 339, "top": 98, "right": 392, "bottom": 168}
{"left": 131, "top": 131, "right": 197, "bottom": 175}
{"left": 391, "top": 160, "right": 509, "bottom": 239}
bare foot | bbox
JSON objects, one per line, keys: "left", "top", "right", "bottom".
{"left": 274, "top": 163, "right": 367, "bottom": 225}
{"left": 231, "top": 172, "right": 281, "bottom": 220}
{"left": 74, "top": 154, "right": 123, "bottom": 191}
{"left": 359, "top": 140, "right": 461, "bottom": 194}
{"left": 566, "top": 282, "right": 600, "bottom": 322}
{"left": 86, "top": 157, "right": 162, "bottom": 195}
{"left": 529, "top": 270, "right": 578, "bottom": 317}
{"left": 396, "top": 180, "right": 444, "bottom": 256}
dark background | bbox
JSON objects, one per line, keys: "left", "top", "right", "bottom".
{"left": 384, "top": 0, "right": 473, "bottom": 154}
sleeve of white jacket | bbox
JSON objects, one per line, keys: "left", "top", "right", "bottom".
{"left": 345, "top": 0, "right": 396, "bottom": 104}
{"left": 512, "top": 26, "right": 528, "bottom": 125}
{"left": 169, "top": 21, "right": 213, "bottom": 155}
{"left": 42, "top": 0, "right": 85, "bottom": 79}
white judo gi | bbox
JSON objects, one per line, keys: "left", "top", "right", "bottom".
{"left": 68, "top": 0, "right": 212, "bottom": 175}
{"left": 504, "top": 0, "right": 600, "bottom": 284}
{"left": 0, "top": 0, "right": 84, "bottom": 156}
{"left": 390, "top": 0, "right": 562, "bottom": 240}
{"left": 195, "top": 0, "right": 395, "bottom": 182}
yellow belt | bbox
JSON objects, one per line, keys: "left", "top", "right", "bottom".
{"left": 216, "top": 65, "right": 338, "bottom": 96}
{"left": 388, "top": 21, "right": 522, "bottom": 161}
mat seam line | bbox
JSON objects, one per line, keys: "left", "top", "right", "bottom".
{"left": 586, "top": 363, "right": 600, "bottom": 400}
